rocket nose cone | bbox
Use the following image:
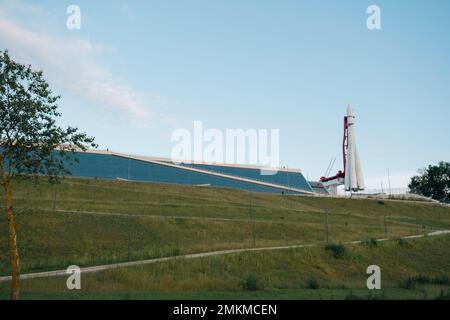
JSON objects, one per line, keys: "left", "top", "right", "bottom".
{"left": 347, "top": 104, "right": 354, "bottom": 117}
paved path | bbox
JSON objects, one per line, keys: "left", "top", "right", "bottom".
{"left": 1, "top": 230, "right": 449, "bottom": 283}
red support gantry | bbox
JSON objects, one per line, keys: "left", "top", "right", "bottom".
{"left": 319, "top": 116, "right": 348, "bottom": 183}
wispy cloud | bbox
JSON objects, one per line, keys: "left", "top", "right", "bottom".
{"left": 0, "top": 0, "right": 47, "bottom": 16}
{"left": 0, "top": 4, "right": 157, "bottom": 127}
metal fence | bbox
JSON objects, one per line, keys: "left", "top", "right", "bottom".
{"left": 0, "top": 179, "right": 446, "bottom": 276}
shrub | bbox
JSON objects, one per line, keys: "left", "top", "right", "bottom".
{"left": 170, "top": 247, "right": 181, "bottom": 256}
{"left": 435, "top": 290, "right": 450, "bottom": 300}
{"left": 175, "top": 218, "right": 185, "bottom": 224}
{"left": 306, "top": 278, "right": 320, "bottom": 289}
{"left": 242, "top": 274, "right": 259, "bottom": 291}
{"left": 362, "top": 238, "right": 378, "bottom": 248}
{"left": 325, "top": 243, "right": 347, "bottom": 259}
{"left": 403, "top": 275, "right": 450, "bottom": 289}
{"left": 395, "top": 237, "right": 412, "bottom": 247}
{"left": 434, "top": 275, "right": 450, "bottom": 285}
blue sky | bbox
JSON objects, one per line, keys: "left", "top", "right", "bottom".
{"left": 1, "top": 0, "right": 449, "bottom": 188}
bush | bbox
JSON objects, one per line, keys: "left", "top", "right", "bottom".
{"left": 434, "top": 275, "right": 450, "bottom": 285}
{"left": 306, "top": 278, "right": 320, "bottom": 289}
{"left": 242, "top": 274, "right": 259, "bottom": 291}
{"left": 170, "top": 247, "right": 181, "bottom": 256}
{"left": 362, "top": 238, "right": 378, "bottom": 248}
{"left": 325, "top": 243, "right": 347, "bottom": 259}
{"left": 395, "top": 237, "right": 412, "bottom": 247}
{"left": 435, "top": 290, "right": 450, "bottom": 300}
{"left": 175, "top": 217, "right": 185, "bottom": 224}
{"left": 403, "top": 275, "right": 450, "bottom": 289}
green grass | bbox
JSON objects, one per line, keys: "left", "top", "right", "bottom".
{"left": 0, "top": 177, "right": 449, "bottom": 276}
{"left": 0, "top": 288, "right": 439, "bottom": 300}
{"left": 2, "top": 234, "right": 450, "bottom": 300}
{"left": 0, "top": 177, "right": 450, "bottom": 299}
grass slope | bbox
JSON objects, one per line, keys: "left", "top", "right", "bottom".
{"left": 0, "top": 177, "right": 449, "bottom": 299}
{"left": 0, "top": 177, "right": 449, "bottom": 276}
{"left": 2, "top": 234, "right": 450, "bottom": 300}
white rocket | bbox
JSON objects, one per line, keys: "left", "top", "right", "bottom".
{"left": 344, "top": 105, "right": 365, "bottom": 191}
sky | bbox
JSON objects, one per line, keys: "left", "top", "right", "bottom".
{"left": 0, "top": 0, "right": 449, "bottom": 189}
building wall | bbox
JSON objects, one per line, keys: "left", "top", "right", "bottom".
{"left": 63, "top": 152, "right": 313, "bottom": 194}
{"left": 180, "top": 162, "right": 313, "bottom": 192}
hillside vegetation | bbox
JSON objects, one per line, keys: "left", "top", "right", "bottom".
{"left": 0, "top": 177, "right": 449, "bottom": 294}
{"left": 3, "top": 233, "right": 450, "bottom": 300}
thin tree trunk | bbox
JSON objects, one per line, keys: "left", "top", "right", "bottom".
{"left": 5, "top": 180, "right": 20, "bottom": 300}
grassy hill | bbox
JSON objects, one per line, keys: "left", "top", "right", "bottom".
{"left": 0, "top": 177, "right": 449, "bottom": 299}
{"left": 3, "top": 233, "right": 450, "bottom": 300}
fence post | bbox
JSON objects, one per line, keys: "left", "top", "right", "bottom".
{"left": 416, "top": 218, "right": 419, "bottom": 234}
{"left": 325, "top": 210, "right": 329, "bottom": 244}
{"left": 384, "top": 216, "right": 388, "bottom": 238}
{"left": 53, "top": 183, "right": 57, "bottom": 210}
{"left": 127, "top": 216, "right": 132, "bottom": 262}
{"left": 249, "top": 190, "right": 256, "bottom": 248}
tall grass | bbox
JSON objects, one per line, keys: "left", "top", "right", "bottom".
{"left": 5, "top": 235, "right": 450, "bottom": 299}
{"left": 0, "top": 177, "right": 449, "bottom": 276}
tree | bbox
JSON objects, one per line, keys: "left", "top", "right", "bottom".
{"left": 0, "top": 50, "right": 96, "bottom": 300}
{"left": 408, "top": 162, "right": 450, "bottom": 203}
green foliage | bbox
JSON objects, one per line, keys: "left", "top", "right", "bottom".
{"left": 306, "top": 278, "right": 320, "bottom": 289}
{"left": 0, "top": 50, "right": 96, "bottom": 182}
{"left": 0, "top": 176, "right": 449, "bottom": 275}
{"left": 362, "top": 238, "right": 378, "bottom": 248}
{"left": 2, "top": 230, "right": 450, "bottom": 300}
{"left": 344, "top": 290, "right": 361, "bottom": 300}
{"left": 403, "top": 275, "right": 450, "bottom": 289}
{"left": 242, "top": 274, "right": 259, "bottom": 291}
{"left": 395, "top": 237, "right": 413, "bottom": 248}
{"left": 325, "top": 243, "right": 347, "bottom": 259}
{"left": 409, "top": 162, "right": 450, "bottom": 203}
{"left": 435, "top": 289, "right": 450, "bottom": 300}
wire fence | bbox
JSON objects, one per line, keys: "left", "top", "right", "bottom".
{"left": 360, "top": 187, "right": 411, "bottom": 195}
{"left": 333, "top": 187, "right": 439, "bottom": 203}
{"left": 0, "top": 179, "right": 448, "bottom": 275}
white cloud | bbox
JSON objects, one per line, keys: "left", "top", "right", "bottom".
{"left": 0, "top": 0, "right": 47, "bottom": 16}
{"left": 0, "top": 7, "right": 156, "bottom": 127}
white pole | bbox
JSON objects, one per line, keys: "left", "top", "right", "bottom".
{"left": 388, "top": 168, "right": 392, "bottom": 196}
